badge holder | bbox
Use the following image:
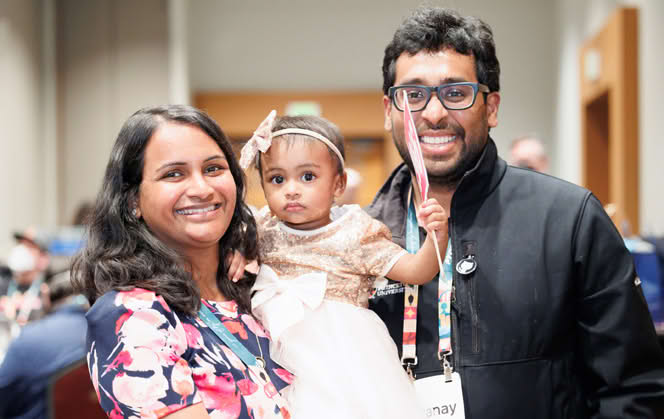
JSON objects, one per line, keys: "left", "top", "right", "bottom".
{"left": 414, "top": 373, "right": 465, "bottom": 417}
{"left": 401, "top": 355, "right": 418, "bottom": 382}
{"left": 439, "top": 350, "right": 453, "bottom": 382}
{"left": 414, "top": 350, "right": 466, "bottom": 418}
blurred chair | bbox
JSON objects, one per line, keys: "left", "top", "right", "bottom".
{"left": 47, "top": 358, "right": 105, "bottom": 419}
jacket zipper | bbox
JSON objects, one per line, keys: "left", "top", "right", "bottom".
{"left": 449, "top": 165, "right": 478, "bottom": 372}
{"left": 470, "top": 273, "right": 479, "bottom": 353}
{"left": 451, "top": 238, "right": 481, "bottom": 372}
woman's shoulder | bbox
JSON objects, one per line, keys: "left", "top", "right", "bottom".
{"left": 91, "top": 287, "right": 160, "bottom": 306}
{"left": 86, "top": 288, "right": 189, "bottom": 353}
{"left": 88, "top": 288, "right": 174, "bottom": 322}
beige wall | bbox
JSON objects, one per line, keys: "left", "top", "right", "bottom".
{"left": 0, "top": 0, "right": 170, "bottom": 254}
{"left": 0, "top": 0, "right": 45, "bottom": 255}
{"left": 56, "top": 0, "right": 170, "bottom": 227}
{"left": 634, "top": 0, "right": 664, "bottom": 236}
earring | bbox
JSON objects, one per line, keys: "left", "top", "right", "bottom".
{"left": 132, "top": 208, "right": 138, "bottom": 217}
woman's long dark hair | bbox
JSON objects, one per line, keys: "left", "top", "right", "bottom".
{"left": 71, "top": 105, "right": 259, "bottom": 314}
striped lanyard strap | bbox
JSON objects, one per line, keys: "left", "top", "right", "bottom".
{"left": 403, "top": 196, "right": 454, "bottom": 380}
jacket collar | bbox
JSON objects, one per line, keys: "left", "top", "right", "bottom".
{"left": 451, "top": 136, "right": 506, "bottom": 213}
{"left": 367, "top": 137, "right": 506, "bottom": 239}
{"left": 366, "top": 162, "right": 412, "bottom": 246}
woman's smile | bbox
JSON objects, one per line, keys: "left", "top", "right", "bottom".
{"left": 175, "top": 202, "right": 223, "bottom": 216}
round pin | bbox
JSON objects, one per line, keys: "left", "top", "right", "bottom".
{"left": 456, "top": 256, "right": 477, "bottom": 275}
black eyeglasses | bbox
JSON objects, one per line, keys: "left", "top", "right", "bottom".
{"left": 388, "top": 82, "right": 490, "bottom": 112}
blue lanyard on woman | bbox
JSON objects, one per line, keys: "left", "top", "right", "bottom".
{"left": 198, "top": 303, "right": 265, "bottom": 368}
{"left": 198, "top": 303, "right": 289, "bottom": 413}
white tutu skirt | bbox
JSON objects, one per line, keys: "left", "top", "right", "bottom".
{"left": 268, "top": 299, "right": 423, "bottom": 419}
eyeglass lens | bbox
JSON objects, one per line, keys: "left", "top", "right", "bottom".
{"left": 395, "top": 85, "right": 477, "bottom": 111}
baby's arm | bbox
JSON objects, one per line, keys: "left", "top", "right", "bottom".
{"left": 385, "top": 198, "right": 448, "bottom": 285}
{"left": 226, "top": 250, "right": 247, "bottom": 283}
{"left": 226, "top": 251, "right": 259, "bottom": 283}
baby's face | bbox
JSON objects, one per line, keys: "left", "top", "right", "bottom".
{"left": 259, "top": 138, "right": 345, "bottom": 230}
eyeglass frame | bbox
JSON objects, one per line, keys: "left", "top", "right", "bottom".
{"left": 387, "top": 82, "right": 491, "bottom": 112}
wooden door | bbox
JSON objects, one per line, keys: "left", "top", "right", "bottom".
{"left": 580, "top": 7, "right": 639, "bottom": 234}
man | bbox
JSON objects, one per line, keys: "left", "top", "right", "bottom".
{"left": 510, "top": 135, "right": 550, "bottom": 173}
{"left": 367, "top": 7, "right": 664, "bottom": 418}
{"left": 0, "top": 271, "right": 89, "bottom": 419}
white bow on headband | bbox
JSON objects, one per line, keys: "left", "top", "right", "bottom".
{"left": 239, "top": 109, "right": 277, "bottom": 169}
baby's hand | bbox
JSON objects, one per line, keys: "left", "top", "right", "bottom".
{"left": 418, "top": 198, "right": 448, "bottom": 246}
{"left": 225, "top": 251, "right": 260, "bottom": 282}
{"left": 226, "top": 251, "right": 246, "bottom": 283}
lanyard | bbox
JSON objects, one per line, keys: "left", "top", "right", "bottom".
{"left": 198, "top": 303, "right": 260, "bottom": 367}
{"left": 403, "top": 196, "right": 454, "bottom": 380}
{"left": 198, "top": 303, "right": 289, "bottom": 414}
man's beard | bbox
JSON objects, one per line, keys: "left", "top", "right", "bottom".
{"left": 393, "top": 126, "right": 484, "bottom": 189}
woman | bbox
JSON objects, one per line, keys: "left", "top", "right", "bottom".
{"left": 72, "top": 105, "right": 292, "bottom": 419}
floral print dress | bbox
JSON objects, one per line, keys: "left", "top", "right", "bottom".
{"left": 86, "top": 288, "right": 292, "bottom": 419}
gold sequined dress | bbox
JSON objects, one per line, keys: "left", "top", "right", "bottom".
{"left": 251, "top": 204, "right": 424, "bottom": 419}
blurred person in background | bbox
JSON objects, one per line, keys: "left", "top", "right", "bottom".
{"left": 0, "top": 265, "right": 13, "bottom": 361}
{"left": 0, "top": 269, "right": 89, "bottom": 419}
{"left": 0, "top": 229, "right": 51, "bottom": 327}
{"left": 509, "top": 135, "right": 549, "bottom": 173}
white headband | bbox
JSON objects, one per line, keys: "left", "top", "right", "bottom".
{"left": 271, "top": 128, "right": 345, "bottom": 168}
{"left": 239, "top": 110, "right": 345, "bottom": 169}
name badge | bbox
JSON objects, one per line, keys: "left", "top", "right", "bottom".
{"left": 415, "top": 372, "right": 465, "bottom": 418}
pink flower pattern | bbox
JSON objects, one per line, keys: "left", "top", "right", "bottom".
{"left": 86, "top": 288, "right": 292, "bottom": 418}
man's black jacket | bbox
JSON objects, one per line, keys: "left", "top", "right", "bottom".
{"left": 367, "top": 138, "right": 664, "bottom": 418}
